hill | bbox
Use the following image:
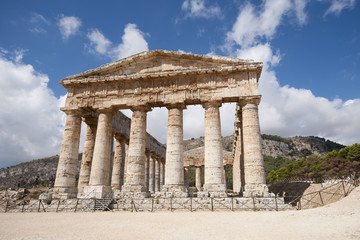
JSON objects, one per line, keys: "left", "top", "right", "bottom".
{"left": 0, "top": 135, "right": 345, "bottom": 188}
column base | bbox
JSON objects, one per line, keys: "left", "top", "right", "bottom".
{"left": 52, "top": 187, "right": 77, "bottom": 199}
{"left": 80, "top": 185, "right": 112, "bottom": 199}
{"left": 243, "top": 184, "right": 272, "bottom": 197}
{"left": 197, "top": 191, "right": 227, "bottom": 198}
{"left": 121, "top": 184, "right": 147, "bottom": 193}
{"left": 203, "top": 183, "right": 226, "bottom": 192}
{"left": 116, "top": 191, "right": 150, "bottom": 199}
{"left": 159, "top": 185, "right": 188, "bottom": 197}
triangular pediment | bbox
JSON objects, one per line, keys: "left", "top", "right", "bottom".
{"left": 61, "top": 50, "right": 262, "bottom": 85}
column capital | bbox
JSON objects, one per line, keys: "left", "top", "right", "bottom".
{"left": 131, "top": 105, "right": 152, "bottom": 112}
{"left": 114, "top": 133, "right": 127, "bottom": 142}
{"left": 82, "top": 116, "right": 98, "bottom": 127}
{"left": 202, "top": 100, "right": 222, "bottom": 109}
{"left": 238, "top": 95, "right": 262, "bottom": 106}
{"left": 166, "top": 103, "right": 187, "bottom": 110}
{"left": 61, "top": 107, "right": 84, "bottom": 117}
{"left": 97, "top": 107, "right": 118, "bottom": 114}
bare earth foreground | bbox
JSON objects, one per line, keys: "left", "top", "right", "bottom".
{"left": 1, "top": 188, "right": 359, "bottom": 240}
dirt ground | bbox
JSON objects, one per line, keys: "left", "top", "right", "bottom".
{"left": 1, "top": 187, "right": 359, "bottom": 240}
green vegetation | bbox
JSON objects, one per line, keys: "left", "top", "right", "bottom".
{"left": 267, "top": 143, "right": 360, "bottom": 184}
{"left": 261, "top": 134, "right": 290, "bottom": 144}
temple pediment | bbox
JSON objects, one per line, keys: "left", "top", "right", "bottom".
{"left": 60, "top": 50, "right": 262, "bottom": 86}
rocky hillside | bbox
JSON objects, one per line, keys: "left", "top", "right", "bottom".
{"left": 0, "top": 135, "right": 345, "bottom": 188}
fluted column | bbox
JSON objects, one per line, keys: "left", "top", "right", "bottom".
{"left": 88, "top": 110, "right": 114, "bottom": 186}
{"left": 149, "top": 153, "right": 155, "bottom": 193}
{"left": 155, "top": 158, "right": 160, "bottom": 192}
{"left": 233, "top": 109, "right": 243, "bottom": 193}
{"left": 122, "top": 106, "right": 150, "bottom": 194}
{"left": 83, "top": 109, "right": 114, "bottom": 198}
{"left": 203, "top": 101, "right": 226, "bottom": 194}
{"left": 78, "top": 120, "right": 97, "bottom": 194}
{"left": 111, "top": 136, "right": 126, "bottom": 190}
{"left": 242, "top": 101, "right": 269, "bottom": 197}
{"left": 162, "top": 105, "right": 186, "bottom": 193}
{"left": 160, "top": 161, "right": 165, "bottom": 187}
{"left": 123, "top": 144, "right": 129, "bottom": 185}
{"left": 53, "top": 110, "right": 82, "bottom": 199}
{"left": 184, "top": 167, "right": 189, "bottom": 192}
{"left": 145, "top": 151, "right": 150, "bottom": 191}
{"left": 195, "top": 166, "right": 202, "bottom": 191}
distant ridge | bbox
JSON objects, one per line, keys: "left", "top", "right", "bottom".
{"left": 0, "top": 135, "right": 345, "bottom": 188}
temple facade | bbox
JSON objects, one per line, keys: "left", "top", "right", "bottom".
{"left": 53, "top": 50, "right": 269, "bottom": 199}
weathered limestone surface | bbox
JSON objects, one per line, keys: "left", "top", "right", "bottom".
{"left": 111, "top": 137, "right": 126, "bottom": 190}
{"left": 149, "top": 154, "right": 155, "bottom": 193}
{"left": 203, "top": 102, "right": 226, "bottom": 195}
{"left": 83, "top": 111, "right": 114, "bottom": 198}
{"left": 122, "top": 108, "right": 148, "bottom": 193}
{"left": 53, "top": 112, "right": 81, "bottom": 199}
{"left": 184, "top": 167, "right": 189, "bottom": 191}
{"left": 145, "top": 151, "right": 150, "bottom": 191}
{"left": 61, "top": 51, "right": 262, "bottom": 110}
{"left": 155, "top": 158, "right": 160, "bottom": 192}
{"left": 162, "top": 107, "right": 185, "bottom": 192}
{"left": 77, "top": 122, "right": 97, "bottom": 193}
{"left": 54, "top": 50, "right": 268, "bottom": 199}
{"left": 242, "top": 102, "right": 269, "bottom": 197}
{"left": 232, "top": 108, "right": 243, "bottom": 193}
{"left": 88, "top": 111, "right": 114, "bottom": 186}
{"left": 195, "top": 166, "right": 202, "bottom": 191}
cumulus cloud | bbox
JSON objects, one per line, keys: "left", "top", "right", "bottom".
{"left": 223, "top": 0, "right": 360, "bottom": 146}
{"left": 87, "top": 29, "right": 111, "bottom": 55}
{"left": 57, "top": 15, "right": 82, "bottom": 39}
{"left": 0, "top": 50, "right": 65, "bottom": 168}
{"left": 226, "top": 0, "right": 297, "bottom": 48}
{"left": 324, "top": 0, "right": 356, "bottom": 16}
{"left": 87, "top": 23, "right": 148, "bottom": 60}
{"left": 181, "top": 0, "right": 222, "bottom": 19}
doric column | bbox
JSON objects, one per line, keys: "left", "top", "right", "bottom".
{"left": 184, "top": 167, "right": 189, "bottom": 192}
{"left": 203, "top": 101, "right": 226, "bottom": 195}
{"left": 233, "top": 107, "right": 243, "bottom": 193}
{"left": 160, "top": 161, "right": 165, "bottom": 187}
{"left": 195, "top": 166, "right": 202, "bottom": 191}
{"left": 83, "top": 109, "right": 114, "bottom": 198}
{"left": 122, "top": 106, "right": 151, "bottom": 194}
{"left": 111, "top": 136, "right": 126, "bottom": 190}
{"left": 241, "top": 100, "right": 269, "bottom": 197}
{"left": 145, "top": 151, "right": 150, "bottom": 192}
{"left": 149, "top": 153, "right": 155, "bottom": 193}
{"left": 77, "top": 120, "right": 97, "bottom": 194}
{"left": 123, "top": 144, "right": 129, "bottom": 185}
{"left": 53, "top": 110, "right": 82, "bottom": 199}
{"left": 155, "top": 158, "right": 160, "bottom": 192}
{"left": 162, "top": 104, "right": 186, "bottom": 193}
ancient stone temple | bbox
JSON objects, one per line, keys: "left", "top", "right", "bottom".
{"left": 53, "top": 50, "right": 269, "bottom": 199}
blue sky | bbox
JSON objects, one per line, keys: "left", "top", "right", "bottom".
{"left": 0, "top": 0, "right": 359, "bottom": 168}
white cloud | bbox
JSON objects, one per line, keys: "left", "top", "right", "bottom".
{"left": 57, "top": 15, "right": 82, "bottom": 40}
{"left": 181, "top": 0, "right": 222, "bottom": 19}
{"left": 0, "top": 51, "right": 65, "bottom": 168}
{"left": 87, "top": 23, "right": 148, "bottom": 60}
{"left": 30, "top": 13, "right": 50, "bottom": 25}
{"left": 222, "top": 0, "right": 360, "bottom": 146}
{"left": 87, "top": 29, "right": 111, "bottom": 55}
{"left": 235, "top": 42, "right": 360, "bottom": 145}
{"left": 29, "top": 13, "right": 50, "bottom": 34}
{"left": 112, "top": 24, "right": 149, "bottom": 60}
{"left": 324, "top": 0, "right": 356, "bottom": 16}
